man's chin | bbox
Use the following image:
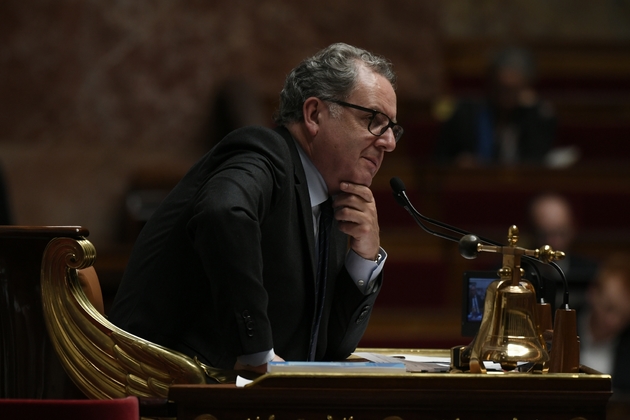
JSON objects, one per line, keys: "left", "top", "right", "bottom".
{"left": 353, "top": 177, "right": 373, "bottom": 189}
{"left": 348, "top": 171, "right": 374, "bottom": 186}
{"left": 362, "top": 171, "right": 376, "bottom": 187}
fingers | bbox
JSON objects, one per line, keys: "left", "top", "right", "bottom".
{"left": 334, "top": 182, "right": 375, "bottom": 217}
{"left": 339, "top": 182, "right": 374, "bottom": 203}
{"left": 333, "top": 197, "right": 375, "bottom": 225}
{"left": 333, "top": 182, "right": 380, "bottom": 260}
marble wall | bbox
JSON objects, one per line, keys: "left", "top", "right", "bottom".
{"left": 0, "top": 0, "right": 442, "bottom": 246}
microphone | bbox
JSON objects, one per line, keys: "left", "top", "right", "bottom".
{"left": 389, "top": 176, "right": 570, "bottom": 308}
{"left": 389, "top": 176, "right": 501, "bottom": 247}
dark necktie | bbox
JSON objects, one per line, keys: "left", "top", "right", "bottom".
{"left": 308, "top": 198, "right": 333, "bottom": 361}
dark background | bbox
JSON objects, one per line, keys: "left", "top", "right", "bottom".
{"left": 2, "top": 0, "right": 630, "bottom": 348}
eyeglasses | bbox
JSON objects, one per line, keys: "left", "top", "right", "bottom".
{"left": 329, "top": 100, "right": 404, "bottom": 143}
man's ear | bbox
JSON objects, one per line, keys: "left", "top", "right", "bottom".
{"left": 303, "top": 97, "right": 322, "bottom": 138}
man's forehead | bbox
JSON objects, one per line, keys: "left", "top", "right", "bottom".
{"left": 350, "top": 67, "right": 397, "bottom": 113}
{"left": 354, "top": 66, "right": 392, "bottom": 90}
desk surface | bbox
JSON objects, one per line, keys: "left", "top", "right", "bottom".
{"left": 169, "top": 349, "right": 612, "bottom": 420}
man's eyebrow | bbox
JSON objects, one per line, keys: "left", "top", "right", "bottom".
{"left": 367, "top": 104, "right": 394, "bottom": 119}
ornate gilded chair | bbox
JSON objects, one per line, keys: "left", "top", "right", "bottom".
{"left": 1, "top": 226, "right": 230, "bottom": 403}
{"left": 39, "top": 233, "right": 232, "bottom": 400}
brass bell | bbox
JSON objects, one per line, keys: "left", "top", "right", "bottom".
{"left": 477, "top": 274, "right": 548, "bottom": 371}
{"left": 452, "top": 226, "right": 563, "bottom": 373}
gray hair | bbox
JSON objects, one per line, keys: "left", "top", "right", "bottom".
{"left": 274, "top": 43, "right": 396, "bottom": 125}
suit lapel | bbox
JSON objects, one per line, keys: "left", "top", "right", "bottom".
{"left": 274, "top": 127, "right": 318, "bottom": 280}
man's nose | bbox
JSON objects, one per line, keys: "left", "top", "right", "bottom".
{"left": 377, "top": 129, "right": 397, "bottom": 152}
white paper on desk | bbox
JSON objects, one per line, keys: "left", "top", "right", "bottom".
{"left": 353, "top": 352, "right": 450, "bottom": 373}
{"left": 354, "top": 352, "right": 529, "bottom": 373}
{"left": 482, "top": 360, "right": 528, "bottom": 372}
{"left": 236, "top": 375, "right": 253, "bottom": 387}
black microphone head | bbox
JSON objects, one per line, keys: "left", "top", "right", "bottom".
{"left": 459, "top": 234, "right": 481, "bottom": 259}
{"left": 390, "top": 177, "right": 406, "bottom": 194}
{"left": 389, "top": 177, "right": 408, "bottom": 208}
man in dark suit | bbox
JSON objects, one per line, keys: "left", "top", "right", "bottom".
{"left": 108, "top": 43, "right": 402, "bottom": 374}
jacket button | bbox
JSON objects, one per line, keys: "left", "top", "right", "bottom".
{"left": 356, "top": 305, "right": 370, "bottom": 323}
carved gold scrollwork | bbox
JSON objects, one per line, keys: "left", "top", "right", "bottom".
{"left": 40, "top": 237, "right": 208, "bottom": 399}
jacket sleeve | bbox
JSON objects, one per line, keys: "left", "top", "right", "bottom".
{"left": 187, "top": 126, "right": 291, "bottom": 358}
{"left": 323, "top": 266, "right": 383, "bottom": 361}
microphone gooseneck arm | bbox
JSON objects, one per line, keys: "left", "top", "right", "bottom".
{"left": 389, "top": 176, "right": 571, "bottom": 308}
{"left": 390, "top": 176, "right": 502, "bottom": 246}
{"left": 392, "top": 188, "right": 461, "bottom": 243}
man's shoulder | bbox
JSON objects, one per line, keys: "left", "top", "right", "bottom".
{"left": 218, "top": 125, "right": 294, "bottom": 155}
{"left": 205, "top": 125, "right": 300, "bottom": 187}
{"left": 226, "top": 125, "right": 288, "bottom": 141}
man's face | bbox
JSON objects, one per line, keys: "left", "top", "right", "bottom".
{"left": 532, "top": 198, "right": 574, "bottom": 251}
{"left": 309, "top": 65, "right": 397, "bottom": 194}
{"left": 589, "top": 274, "right": 630, "bottom": 340}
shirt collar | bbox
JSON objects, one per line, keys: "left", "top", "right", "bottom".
{"left": 294, "top": 140, "right": 328, "bottom": 208}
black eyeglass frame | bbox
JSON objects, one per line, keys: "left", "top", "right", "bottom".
{"left": 328, "top": 99, "right": 404, "bottom": 142}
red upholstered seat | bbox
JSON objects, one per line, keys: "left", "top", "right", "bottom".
{"left": 0, "top": 396, "right": 139, "bottom": 420}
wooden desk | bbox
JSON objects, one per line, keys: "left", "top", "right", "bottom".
{"left": 169, "top": 350, "right": 612, "bottom": 420}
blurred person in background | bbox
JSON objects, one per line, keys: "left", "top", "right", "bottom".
{"left": 579, "top": 253, "right": 630, "bottom": 393}
{"left": 436, "top": 47, "right": 556, "bottom": 167}
{"left": 528, "top": 192, "right": 599, "bottom": 311}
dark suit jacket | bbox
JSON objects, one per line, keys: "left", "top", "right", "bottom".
{"left": 109, "top": 126, "right": 381, "bottom": 369}
{"left": 613, "top": 326, "right": 630, "bottom": 393}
